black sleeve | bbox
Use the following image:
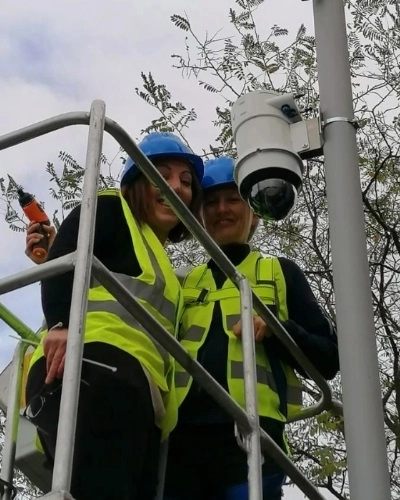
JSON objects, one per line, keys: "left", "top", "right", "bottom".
{"left": 263, "top": 257, "right": 339, "bottom": 380}
{"left": 41, "top": 195, "right": 127, "bottom": 329}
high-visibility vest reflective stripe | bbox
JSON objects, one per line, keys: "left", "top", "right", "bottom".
{"left": 176, "top": 251, "right": 302, "bottom": 421}
{"left": 29, "top": 189, "right": 181, "bottom": 438}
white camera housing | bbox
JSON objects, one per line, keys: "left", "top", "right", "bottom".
{"left": 231, "top": 91, "right": 321, "bottom": 221}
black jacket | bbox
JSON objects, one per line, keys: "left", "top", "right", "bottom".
{"left": 41, "top": 195, "right": 142, "bottom": 329}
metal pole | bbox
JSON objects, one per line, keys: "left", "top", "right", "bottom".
{"left": 0, "top": 112, "right": 89, "bottom": 151}
{"left": 154, "top": 440, "right": 169, "bottom": 500}
{"left": 0, "top": 342, "right": 27, "bottom": 500}
{"left": 50, "top": 100, "right": 106, "bottom": 492}
{"left": 238, "top": 279, "right": 262, "bottom": 500}
{"left": 0, "top": 254, "right": 75, "bottom": 296}
{"left": 312, "top": 0, "right": 391, "bottom": 498}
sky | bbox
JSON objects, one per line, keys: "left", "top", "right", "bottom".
{"left": 0, "top": 1, "right": 337, "bottom": 498}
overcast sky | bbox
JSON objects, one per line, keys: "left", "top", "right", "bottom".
{"left": 0, "top": 1, "right": 338, "bottom": 498}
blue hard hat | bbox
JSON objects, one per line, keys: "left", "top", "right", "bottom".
{"left": 201, "top": 156, "right": 236, "bottom": 191}
{"left": 121, "top": 132, "right": 204, "bottom": 186}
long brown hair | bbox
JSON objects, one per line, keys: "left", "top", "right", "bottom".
{"left": 121, "top": 158, "right": 202, "bottom": 243}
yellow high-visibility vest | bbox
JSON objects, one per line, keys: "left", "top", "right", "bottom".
{"left": 175, "top": 251, "right": 302, "bottom": 422}
{"left": 29, "top": 189, "right": 182, "bottom": 439}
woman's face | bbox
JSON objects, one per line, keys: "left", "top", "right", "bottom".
{"left": 146, "top": 159, "right": 193, "bottom": 242}
{"left": 202, "top": 185, "right": 257, "bottom": 245}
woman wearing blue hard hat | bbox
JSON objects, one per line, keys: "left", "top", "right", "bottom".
{"left": 25, "top": 132, "right": 204, "bottom": 500}
{"left": 164, "top": 156, "right": 339, "bottom": 499}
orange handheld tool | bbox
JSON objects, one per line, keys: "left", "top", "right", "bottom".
{"left": 18, "top": 189, "right": 50, "bottom": 259}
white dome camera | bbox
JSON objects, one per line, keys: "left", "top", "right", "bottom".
{"left": 231, "top": 91, "right": 321, "bottom": 221}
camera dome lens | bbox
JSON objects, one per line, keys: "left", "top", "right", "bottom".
{"left": 248, "top": 179, "right": 297, "bottom": 221}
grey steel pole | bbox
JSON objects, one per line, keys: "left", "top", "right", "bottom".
{"left": 50, "top": 100, "right": 106, "bottom": 493}
{"left": 312, "top": 0, "right": 391, "bottom": 498}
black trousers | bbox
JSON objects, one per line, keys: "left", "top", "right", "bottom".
{"left": 164, "top": 422, "right": 285, "bottom": 500}
{"left": 26, "top": 348, "right": 161, "bottom": 500}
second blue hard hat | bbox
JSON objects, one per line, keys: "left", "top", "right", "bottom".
{"left": 201, "top": 156, "right": 236, "bottom": 191}
{"left": 121, "top": 132, "right": 204, "bottom": 186}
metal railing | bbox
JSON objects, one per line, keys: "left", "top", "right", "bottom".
{"left": 0, "top": 101, "right": 337, "bottom": 500}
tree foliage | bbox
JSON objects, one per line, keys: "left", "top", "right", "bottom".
{"left": 1, "top": 0, "right": 399, "bottom": 498}
{"left": 0, "top": 150, "right": 121, "bottom": 233}
{"left": 138, "top": 1, "right": 400, "bottom": 497}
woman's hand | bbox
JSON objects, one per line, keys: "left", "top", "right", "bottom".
{"left": 43, "top": 328, "right": 68, "bottom": 384}
{"left": 25, "top": 221, "right": 56, "bottom": 264}
{"left": 232, "top": 316, "right": 271, "bottom": 342}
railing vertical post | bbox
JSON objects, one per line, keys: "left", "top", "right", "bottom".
{"left": 49, "top": 100, "right": 105, "bottom": 494}
{"left": 0, "top": 341, "right": 27, "bottom": 500}
{"left": 238, "top": 279, "right": 262, "bottom": 500}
